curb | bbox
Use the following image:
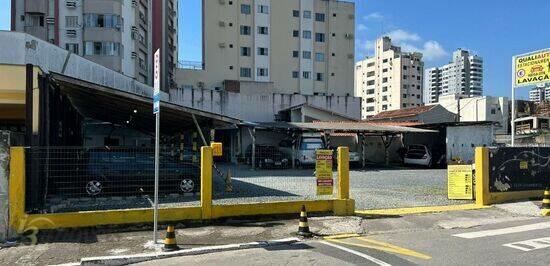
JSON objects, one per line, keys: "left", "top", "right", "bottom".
{"left": 78, "top": 237, "right": 301, "bottom": 265}
{"left": 355, "top": 204, "right": 491, "bottom": 216}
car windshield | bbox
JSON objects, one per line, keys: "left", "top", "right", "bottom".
{"left": 301, "top": 141, "right": 324, "bottom": 150}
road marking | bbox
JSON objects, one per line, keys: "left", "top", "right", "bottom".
{"left": 319, "top": 240, "right": 392, "bottom": 266}
{"left": 453, "top": 222, "right": 550, "bottom": 239}
{"left": 356, "top": 204, "right": 489, "bottom": 216}
{"left": 503, "top": 237, "right": 550, "bottom": 251}
{"left": 326, "top": 237, "right": 431, "bottom": 260}
{"left": 324, "top": 233, "right": 361, "bottom": 240}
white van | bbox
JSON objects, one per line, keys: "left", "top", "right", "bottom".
{"left": 278, "top": 133, "right": 326, "bottom": 167}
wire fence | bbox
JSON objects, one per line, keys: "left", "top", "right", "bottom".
{"left": 25, "top": 147, "right": 201, "bottom": 213}
{"left": 212, "top": 145, "right": 339, "bottom": 204}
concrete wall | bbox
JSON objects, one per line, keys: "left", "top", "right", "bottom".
{"left": 0, "top": 131, "right": 9, "bottom": 242}
{"left": 447, "top": 125, "right": 494, "bottom": 164}
{"left": 169, "top": 86, "right": 361, "bottom": 122}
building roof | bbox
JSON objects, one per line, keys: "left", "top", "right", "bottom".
{"left": 278, "top": 103, "right": 359, "bottom": 121}
{"left": 246, "top": 121, "right": 436, "bottom": 134}
{"left": 369, "top": 105, "right": 437, "bottom": 120}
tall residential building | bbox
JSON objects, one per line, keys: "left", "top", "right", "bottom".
{"left": 529, "top": 84, "right": 550, "bottom": 103}
{"left": 355, "top": 37, "right": 424, "bottom": 119}
{"left": 426, "top": 49, "right": 483, "bottom": 103}
{"left": 10, "top": 0, "right": 175, "bottom": 87}
{"left": 153, "top": 0, "right": 178, "bottom": 90}
{"left": 177, "top": 0, "right": 355, "bottom": 96}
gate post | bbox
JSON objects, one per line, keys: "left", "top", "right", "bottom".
{"left": 201, "top": 146, "right": 213, "bottom": 219}
{"left": 337, "top": 147, "right": 349, "bottom": 200}
{"left": 475, "top": 147, "right": 490, "bottom": 206}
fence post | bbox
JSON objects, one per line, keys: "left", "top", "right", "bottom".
{"left": 201, "top": 146, "right": 213, "bottom": 219}
{"left": 337, "top": 147, "right": 349, "bottom": 200}
{"left": 475, "top": 147, "right": 490, "bottom": 206}
{"left": 9, "top": 147, "right": 26, "bottom": 234}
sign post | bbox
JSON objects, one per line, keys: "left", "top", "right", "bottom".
{"left": 153, "top": 49, "right": 161, "bottom": 243}
{"left": 316, "top": 150, "right": 334, "bottom": 195}
{"left": 511, "top": 49, "right": 550, "bottom": 146}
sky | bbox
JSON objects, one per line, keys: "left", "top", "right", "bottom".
{"left": 2, "top": 0, "right": 549, "bottom": 99}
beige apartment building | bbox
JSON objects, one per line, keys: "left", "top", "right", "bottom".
{"left": 355, "top": 37, "right": 424, "bottom": 119}
{"left": 177, "top": 0, "right": 355, "bottom": 96}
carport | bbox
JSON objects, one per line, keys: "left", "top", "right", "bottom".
{"left": 244, "top": 121, "right": 436, "bottom": 168}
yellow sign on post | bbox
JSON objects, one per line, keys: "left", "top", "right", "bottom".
{"left": 316, "top": 150, "right": 334, "bottom": 196}
{"left": 514, "top": 50, "right": 550, "bottom": 87}
{"left": 210, "top": 142, "right": 223, "bottom": 157}
{"left": 448, "top": 164, "right": 474, "bottom": 200}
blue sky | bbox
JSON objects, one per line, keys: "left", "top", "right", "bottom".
{"left": 2, "top": 1, "right": 549, "bottom": 99}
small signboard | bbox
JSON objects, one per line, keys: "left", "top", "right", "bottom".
{"left": 153, "top": 49, "right": 160, "bottom": 114}
{"left": 316, "top": 150, "right": 334, "bottom": 196}
{"left": 448, "top": 164, "right": 474, "bottom": 200}
{"left": 514, "top": 49, "right": 550, "bottom": 87}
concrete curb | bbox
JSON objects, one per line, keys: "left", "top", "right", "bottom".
{"left": 355, "top": 204, "right": 490, "bottom": 216}
{"left": 78, "top": 237, "right": 301, "bottom": 265}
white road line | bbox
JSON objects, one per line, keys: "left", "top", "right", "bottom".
{"left": 453, "top": 222, "right": 550, "bottom": 239}
{"left": 319, "top": 240, "right": 392, "bottom": 266}
{"left": 503, "top": 237, "right": 550, "bottom": 252}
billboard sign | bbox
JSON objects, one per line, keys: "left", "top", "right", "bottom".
{"left": 514, "top": 49, "right": 550, "bottom": 87}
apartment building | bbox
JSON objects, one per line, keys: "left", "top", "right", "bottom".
{"left": 10, "top": 0, "right": 170, "bottom": 86}
{"left": 153, "top": 0, "right": 178, "bottom": 90}
{"left": 426, "top": 49, "right": 483, "bottom": 104}
{"left": 529, "top": 84, "right": 550, "bottom": 103}
{"left": 355, "top": 37, "right": 424, "bottom": 119}
{"left": 177, "top": 0, "right": 355, "bottom": 96}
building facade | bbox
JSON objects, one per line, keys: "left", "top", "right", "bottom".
{"left": 529, "top": 84, "right": 550, "bottom": 103}
{"left": 153, "top": 0, "right": 178, "bottom": 90}
{"left": 426, "top": 49, "right": 483, "bottom": 103}
{"left": 177, "top": 0, "right": 355, "bottom": 97}
{"left": 10, "top": 0, "right": 170, "bottom": 86}
{"left": 355, "top": 37, "right": 424, "bottom": 119}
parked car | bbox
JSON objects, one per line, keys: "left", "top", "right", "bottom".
{"left": 245, "top": 144, "right": 290, "bottom": 169}
{"left": 296, "top": 135, "right": 326, "bottom": 167}
{"left": 404, "top": 145, "right": 433, "bottom": 168}
{"left": 82, "top": 149, "right": 200, "bottom": 196}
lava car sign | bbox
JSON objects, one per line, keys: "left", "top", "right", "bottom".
{"left": 514, "top": 50, "right": 550, "bottom": 87}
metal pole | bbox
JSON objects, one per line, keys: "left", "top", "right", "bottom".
{"left": 153, "top": 111, "right": 160, "bottom": 243}
{"left": 511, "top": 56, "right": 516, "bottom": 147}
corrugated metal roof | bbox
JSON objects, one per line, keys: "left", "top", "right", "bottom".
{"left": 247, "top": 121, "right": 436, "bottom": 134}
{"left": 370, "top": 105, "right": 436, "bottom": 120}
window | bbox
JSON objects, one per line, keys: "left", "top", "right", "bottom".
{"left": 366, "top": 98, "right": 375, "bottom": 103}
{"left": 403, "top": 75, "right": 408, "bottom": 79}
{"left": 403, "top": 94, "right": 407, "bottom": 98}
{"left": 382, "top": 68, "right": 388, "bottom": 73}
{"left": 83, "top": 14, "right": 122, "bottom": 29}
{"left": 316, "top": 73, "right": 324, "bottom": 81}
{"left": 382, "top": 59, "right": 388, "bottom": 63}
{"left": 302, "top": 30, "right": 311, "bottom": 39}
{"left": 382, "top": 77, "right": 388, "bottom": 83}
{"left": 293, "top": 30, "right": 299, "bottom": 37}
{"left": 367, "top": 107, "right": 375, "bottom": 112}
{"left": 257, "top": 47, "right": 268, "bottom": 56}
{"left": 303, "top": 11, "right": 311, "bottom": 19}
{"left": 315, "top": 13, "right": 325, "bottom": 22}
{"left": 382, "top": 96, "right": 388, "bottom": 101}
{"left": 293, "top": 10, "right": 300, "bottom": 17}
{"left": 26, "top": 14, "right": 44, "bottom": 27}
{"left": 65, "top": 16, "right": 79, "bottom": 28}
{"left": 240, "top": 67, "right": 252, "bottom": 78}
{"left": 241, "top": 47, "right": 251, "bottom": 56}
{"left": 382, "top": 105, "right": 388, "bottom": 111}
{"left": 403, "top": 66, "right": 408, "bottom": 70}
{"left": 292, "top": 50, "right": 299, "bottom": 58}
{"left": 258, "top": 5, "right": 269, "bottom": 14}
{"left": 366, "top": 89, "right": 375, "bottom": 94}
{"left": 315, "top": 53, "right": 325, "bottom": 62}
{"left": 292, "top": 71, "right": 299, "bottom": 78}
{"left": 257, "top": 68, "right": 269, "bottom": 77}
{"left": 303, "top": 71, "right": 311, "bottom": 79}
{"left": 491, "top": 108, "right": 496, "bottom": 115}
{"left": 367, "top": 62, "right": 375, "bottom": 67}
{"left": 65, "top": 43, "right": 79, "bottom": 54}
{"left": 240, "top": 25, "right": 251, "bottom": 35}
{"left": 403, "top": 103, "right": 407, "bottom": 108}
{"left": 366, "top": 71, "right": 375, "bottom": 77}
{"left": 241, "top": 4, "right": 251, "bottom": 14}
{"left": 302, "top": 51, "right": 311, "bottom": 59}
{"left": 382, "top": 86, "right": 388, "bottom": 92}
{"left": 367, "top": 80, "right": 375, "bottom": 86}
{"left": 258, "top": 26, "right": 268, "bottom": 35}
{"left": 83, "top": 42, "right": 121, "bottom": 56}
{"left": 315, "top": 33, "right": 325, "bottom": 42}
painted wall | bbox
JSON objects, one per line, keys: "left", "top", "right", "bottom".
{"left": 447, "top": 125, "right": 494, "bottom": 164}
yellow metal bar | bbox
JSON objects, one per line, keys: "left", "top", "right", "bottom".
{"left": 475, "top": 147, "right": 490, "bottom": 206}
{"left": 8, "top": 147, "right": 26, "bottom": 233}
{"left": 201, "top": 146, "right": 213, "bottom": 219}
{"left": 356, "top": 204, "right": 489, "bottom": 216}
{"left": 211, "top": 200, "right": 336, "bottom": 219}
{"left": 337, "top": 147, "right": 349, "bottom": 200}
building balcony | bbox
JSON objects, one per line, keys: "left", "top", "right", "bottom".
{"left": 25, "top": 0, "right": 48, "bottom": 14}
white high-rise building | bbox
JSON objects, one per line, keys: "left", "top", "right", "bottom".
{"left": 529, "top": 84, "right": 550, "bottom": 103}
{"left": 426, "top": 49, "right": 483, "bottom": 103}
{"left": 355, "top": 37, "right": 424, "bottom": 119}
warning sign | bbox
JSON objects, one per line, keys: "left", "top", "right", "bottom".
{"left": 514, "top": 50, "right": 550, "bottom": 87}
{"left": 316, "top": 150, "right": 333, "bottom": 196}
{"left": 448, "top": 164, "right": 474, "bottom": 200}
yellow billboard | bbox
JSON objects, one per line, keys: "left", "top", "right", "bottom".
{"left": 514, "top": 50, "right": 550, "bottom": 87}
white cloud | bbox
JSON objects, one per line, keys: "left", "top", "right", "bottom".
{"left": 386, "top": 29, "right": 421, "bottom": 43}
{"left": 421, "top": 41, "right": 448, "bottom": 61}
{"left": 357, "top": 23, "right": 368, "bottom": 31}
{"left": 363, "top": 12, "right": 383, "bottom": 21}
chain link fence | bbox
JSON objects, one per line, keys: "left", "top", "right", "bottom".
{"left": 25, "top": 147, "right": 201, "bottom": 213}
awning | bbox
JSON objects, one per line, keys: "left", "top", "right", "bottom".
{"left": 49, "top": 73, "right": 241, "bottom": 135}
{"left": 245, "top": 121, "right": 437, "bottom": 134}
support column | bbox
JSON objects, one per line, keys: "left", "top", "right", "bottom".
{"left": 201, "top": 146, "right": 213, "bottom": 219}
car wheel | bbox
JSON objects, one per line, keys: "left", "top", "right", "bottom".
{"left": 85, "top": 180, "right": 103, "bottom": 196}
{"left": 179, "top": 177, "right": 196, "bottom": 193}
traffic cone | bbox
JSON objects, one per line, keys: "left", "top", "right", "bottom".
{"left": 163, "top": 225, "right": 180, "bottom": 252}
{"left": 541, "top": 188, "right": 550, "bottom": 217}
{"left": 225, "top": 169, "right": 233, "bottom": 192}
{"left": 297, "top": 205, "right": 312, "bottom": 237}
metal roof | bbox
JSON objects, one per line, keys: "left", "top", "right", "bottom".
{"left": 247, "top": 121, "right": 437, "bottom": 134}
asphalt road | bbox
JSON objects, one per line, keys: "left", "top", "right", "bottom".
{"left": 135, "top": 211, "right": 550, "bottom": 266}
